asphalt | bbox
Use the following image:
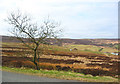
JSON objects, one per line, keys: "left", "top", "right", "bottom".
{"left": 1, "top": 71, "right": 104, "bottom": 84}
{"left": 1, "top": 70, "right": 79, "bottom": 82}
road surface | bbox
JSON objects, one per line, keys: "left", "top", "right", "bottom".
{"left": 1, "top": 71, "right": 79, "bottom": 82}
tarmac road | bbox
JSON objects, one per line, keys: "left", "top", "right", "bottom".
{"left": 1, "top": 71, "right": 79, "bottom": 82}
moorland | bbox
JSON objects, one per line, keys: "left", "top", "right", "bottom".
{"left": 1, "top": 35, "right": 119, "bottom": 82}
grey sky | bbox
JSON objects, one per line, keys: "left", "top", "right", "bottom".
{"left": 0, "top": 0, "right": 119, "bottom": 39}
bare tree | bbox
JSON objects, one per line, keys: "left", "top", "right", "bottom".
{"left": 6, "top": 11, "right": 62, "bottom": 70}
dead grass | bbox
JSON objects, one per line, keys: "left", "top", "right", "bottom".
{"left": 1, "top": 42, "right": 119, "bottom": 78}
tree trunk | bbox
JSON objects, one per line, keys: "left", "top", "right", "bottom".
{"left": 33, "top": 47, "right": 39, "bottom": 70}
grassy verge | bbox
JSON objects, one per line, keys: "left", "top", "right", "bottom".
{"left": 1, "top": 66, "right": 118, "bottom": 82}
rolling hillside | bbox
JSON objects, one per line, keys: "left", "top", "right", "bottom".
{"left": 1, "top": 35, "right": 119, "bottom": 46}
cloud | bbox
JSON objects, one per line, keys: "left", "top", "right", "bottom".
{"left": 0, "top": 0, "right": 118, "bottom": 38}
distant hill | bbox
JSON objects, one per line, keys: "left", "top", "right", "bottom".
{"left": 0, "top": 35, "right": 119, "bottom": 46}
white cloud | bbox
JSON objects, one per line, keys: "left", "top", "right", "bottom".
{"left": 0, "top": 0, "right": 118, "bottom": 38}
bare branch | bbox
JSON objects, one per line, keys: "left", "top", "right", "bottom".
{"left": 6, "top": 10, "right": 62, "bottom": 70}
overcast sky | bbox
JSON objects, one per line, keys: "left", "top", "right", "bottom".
{"left": 0, "top": 0, "right": 119, "bottom": 39}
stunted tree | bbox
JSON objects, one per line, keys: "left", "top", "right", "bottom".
{"left": 6, "top": 11, "right": 62, "bottom": 70}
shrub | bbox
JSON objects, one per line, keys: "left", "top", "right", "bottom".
{"left": 38, "top": 63, "right": 55, "bottom": 70}
{"left": 73, "top": 68, "right": 81, "bottom": 73}
{"left": 61, "top": 66, "right": 72, "bottom": 71}
{"left": 22, "top": 61, "right": 36, "bottom": 69}
{"left": 9, "top": 61, "right": 23, "bottom": 68}
{"left": 56, "top": 65, "right": 62, "bottom": 71}
{"left": 73, "top": 68, "right": 113, "bottom": 76}
{"left": 39, "top": 65, "right": 47, "bottom": 69}
{"left": 46, "top": 65, "right": 54, "bottom": 70}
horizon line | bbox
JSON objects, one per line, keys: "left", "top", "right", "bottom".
{"left": 0, "top": 35, "right": 119, "bottom": 40}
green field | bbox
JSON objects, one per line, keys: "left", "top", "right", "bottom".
{"left": 64, "top": 44, "right": 117, "bottom": 53}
